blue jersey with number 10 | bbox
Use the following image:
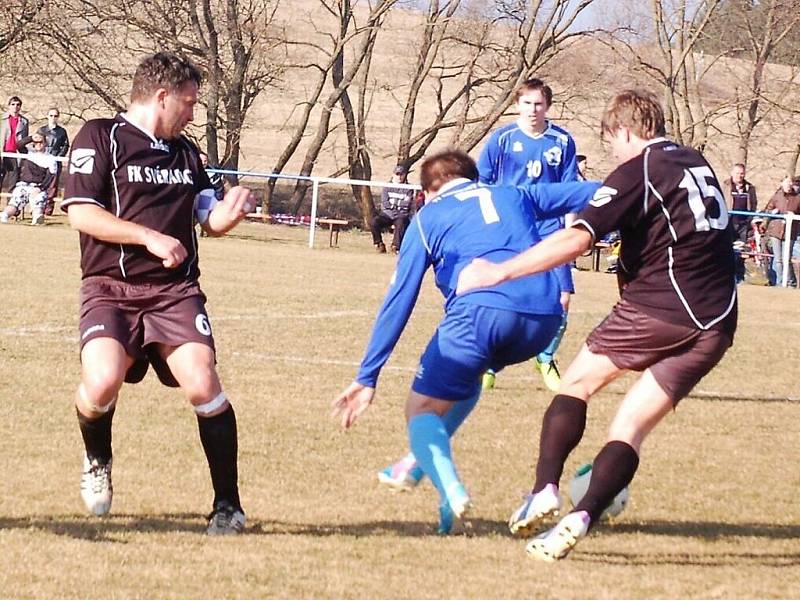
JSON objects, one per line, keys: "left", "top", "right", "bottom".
{"left": 355, "top": 177, "right": 600, "bottom": 387}
{"left": 478, "top": 121, "right": 578, "bottom": 237}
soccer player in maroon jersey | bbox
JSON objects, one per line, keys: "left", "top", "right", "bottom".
{"left": 62, "top": 52, "right": 256, "bottom": 535}
{"left": 457, "top": 89, "right": 737, "bottom": 560}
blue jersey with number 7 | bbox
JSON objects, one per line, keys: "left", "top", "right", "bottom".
{"left": 355, "top": 177, "right": 600, "bottom": 386}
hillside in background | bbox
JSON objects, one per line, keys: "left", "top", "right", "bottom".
{"left": 0, "top": 1, "right": 797, "bottom": 215}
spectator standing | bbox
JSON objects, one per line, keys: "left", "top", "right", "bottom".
{"left": 576, "top": 154, "right": 588, "bottom": 181}
{"left": 722, "top": 163, "right": 757, "bottom": 242}
{"left": 199, "top": 151, "right": 225, "bottom": 201}
{"left": 0, "top": 96, "right": 29, "bottom": 192}
{"left": 37, "top": 107, "right": 70, "bottom": 215}
{"left": 371, "top": 165, "right": 414, "bottom": 253}
{"left": 0, "top": 132, "right": 57, "bottom": 225}
{"left": 763, "top": 175, "right": 800, "bottom": 286}
{"left": 722, "top": 164, "right": 757, "bottom": 282}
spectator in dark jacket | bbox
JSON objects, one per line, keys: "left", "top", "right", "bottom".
{"left": 722, "top": 163, "right": 758, "bottom": 283}
{"left": 37, "top": 107, "right": 70, "bottom": 215}
{"left": 199, "top": 152, "right": 225, "bottom": 201}
{"left": 722, "top": 163, "right": 758, "bottom": 243}
{"left": 371, "top": 165, "right": 414, "bottom": 253}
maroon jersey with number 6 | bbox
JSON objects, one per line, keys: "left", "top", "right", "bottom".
{"left": 573, "top": 138, "right": 737, "bottom": 336}
{"left": 63, "top": 114, "right": 213, "bottom": 283}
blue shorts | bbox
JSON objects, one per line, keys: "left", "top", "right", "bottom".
{"left": 554, "top": 263, "right": 574, "bottom": 294}
{"left": 412, "top": 303, "right": 561, "bottom": 401}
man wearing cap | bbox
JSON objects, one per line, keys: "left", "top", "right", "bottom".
{"left": 370, "top": 165, "right": 415, "bottom": 253}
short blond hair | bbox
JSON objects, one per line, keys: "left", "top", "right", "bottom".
{"left": 601, "top": 89, "right": 666, "bottom": 140}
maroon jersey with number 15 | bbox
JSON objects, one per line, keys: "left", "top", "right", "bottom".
{"left": 63, "top": 114, "right": 213, "bottom": 283}
{"left": 573, "top": 138, "right": 737, "bottom": 337}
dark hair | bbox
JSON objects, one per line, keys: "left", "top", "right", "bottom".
{"left": 515, "top": 78, "right": 553, "bottom": 106}
{"left": 130, "top": 52, "right": 202, "bottom": 103}
{"left": 8, "top": 96, "right": 21, "bottom": 105}
{"left": 601, "top": 89, "right": 666, "bottom": 140}
{"left": 420, "top": 149, "right": 478, "bottom": 193}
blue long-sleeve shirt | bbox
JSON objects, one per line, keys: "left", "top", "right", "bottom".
{"left": 355, "top": 177, "right": 600, "bottom": 387}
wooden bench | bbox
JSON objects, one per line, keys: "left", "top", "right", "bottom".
{"left": 588, "top": 241, "right": 613, "bottom": 272}
{"left": 317, "top": 218, "right": 349, "bottom": 247}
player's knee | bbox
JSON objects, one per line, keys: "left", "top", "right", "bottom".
{"left": 78, "top": 381, "right": 118, "bottom": 414}
{"left": 405, "top": 392, "right": 451, "bottom": 420}
{"left": 180, "top": 364, "right": 220, "bottom": 401}
{"left": 83, "top": 359, "right": 125, "bottom": 395}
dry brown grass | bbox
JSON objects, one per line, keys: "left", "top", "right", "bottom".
{"left": 0, "top": 218, "right": 798, "bottom": 599}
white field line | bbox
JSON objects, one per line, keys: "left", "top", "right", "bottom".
{"left": 213, "top": 309, "right": 370, "bottom": 321}
{"left": 0, "top": 310, "right": 370, "bottom": 339}
{"left": 232, "top": 351, "right": 414, "bottom": 373}
{"left": 231, "top": 351, "right": 797, "bottom": 402}
{"left": 4, "top": 318, "right": 797, "bottom": 402}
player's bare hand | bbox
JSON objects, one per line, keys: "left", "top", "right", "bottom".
{"left": 331, "top": 382, "right": 375, "bottom": 429}
{"left": 224, "top": 185, "right": 257, "bottom": 216}
{"left": 456, "top": 258, "right": 503, "bottom": 295}
{"left": 143, "top": 230, "right": 187, "bottom": 268}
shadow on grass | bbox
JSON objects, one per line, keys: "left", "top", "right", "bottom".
{"left": 0, "top": 513, "right": 207, "bottom": 542}
{"left": 575, "top": 550, "right": 800, "bottom": 567}
{"left": 4, "top": 514, "right": 798, "bottom": 550}
{"left": 600, "top": 519, "right": 800, "bottom": 540}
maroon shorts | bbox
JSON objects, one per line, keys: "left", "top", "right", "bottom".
{"left": 79, "top": 276, "right": 216, "bottom": 387}
{"left": 586, "top": 299, "right": 732, "bottom": 403}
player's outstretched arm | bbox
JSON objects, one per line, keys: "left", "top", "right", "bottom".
{"left": 203, "top": 185, "right": 256, "bottom": 236}
{"left": 332, "top": 382, "right": 376, "bottom": 429}
{"left": 457, "top": 226, "right": 593, "bottom": 294}
{"left": 68, "top": 203, "right": 187, "bottom": 268}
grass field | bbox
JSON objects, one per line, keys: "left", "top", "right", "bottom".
{"left": 0, "top": 217, "right": 798, "bottom": 599}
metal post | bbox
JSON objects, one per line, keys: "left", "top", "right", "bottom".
{"left": 783, "top": 214, "right": 797, "bottom": 287}
{"left": 308, "top": 178, "right": 320, "bottom": 248}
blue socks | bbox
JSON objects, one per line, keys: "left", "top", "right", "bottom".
{"left": 396, "top": 390, "right": 479, "bottom": 480}
{"left": 537, "top": 312, "right": 568, "bottom": 363}
{"left": 408, "top": 413, "right": 464, "bottom": 506}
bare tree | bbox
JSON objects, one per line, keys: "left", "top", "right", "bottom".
{"left": 0, "top": 1, "right": 46, "bottom": 56}
{"left": 601, "top": 0, "right": 726, "bottom": 149}
{"left": 31, "top": 0, "right": 284, "bottom": 179}
{"left": 283, "top": 0, "right": 397, "bottom": 216}
{"left": 708, "top": 0, "right": 800, "bottom": 163}
{"left": 390, "top": 0, "right": 599, "bottom": 167}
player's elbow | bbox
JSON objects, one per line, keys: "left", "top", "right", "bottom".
{"left": 564, "top": 228, "right": 593, "bottom": 256}
{"left": 66, "top": 207, "right": 85, "bottom": 232}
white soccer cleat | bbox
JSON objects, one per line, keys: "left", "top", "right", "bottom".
{"left": 525, "top": 510, "right": 591, "bottom": 562}
{"left": 80, "top": 454, "right": 113, "bottom": 516}
{"left": 377, "top": 456, "right": 424, "bottom": 492}
{"left": 508, "top": 483, "right": 561, "bottom": 537}
{"left": 206, "top": 501, "right": 246, "bottom": 536}
{"left": 31, "top": 212, "right": 44, "bottom": 226}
